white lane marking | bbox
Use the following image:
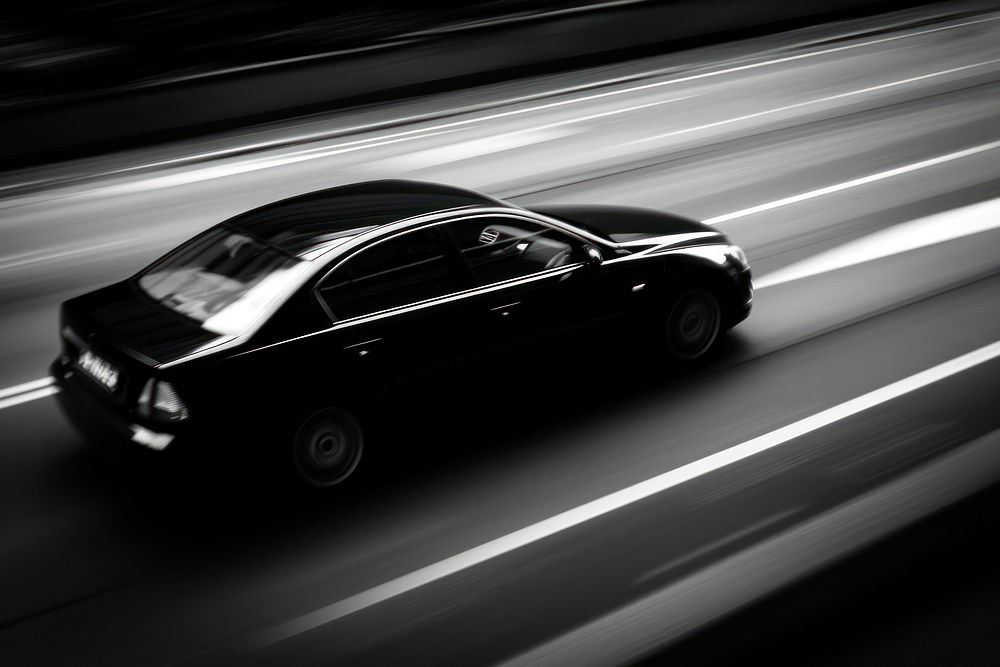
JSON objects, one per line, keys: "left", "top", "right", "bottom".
{"left": 506, "top": 428, "right": 1000, "bottom": 667}
{"left": 0, "top": 238, "right": 139, "bottom": 272}
{"left": 0, "top": 386, "right": 59, "bottom": 411}
{"left": 4, "top": 13, "right": 995, "bottom": 196}
{"left": 703, "top": 139, "right": 1000, "bottom": 225}
{"left": 244, "top": 339, "right": 1000, "bottom": 649}
{"left": 632, "top": 57, "right": 1000, "bottom": 147}
{"left": 376, "top": 128, "right": 582, "bottom": 171}
{"left": 0, "top": 377, "right": 54, "bottom": 400}
{"left": 756, "top": 197, "right": 1000, "bottom": 288}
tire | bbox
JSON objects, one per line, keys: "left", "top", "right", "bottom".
{"left": 664, "top": 287, "right": 723, "bottom": 361}
{"left": 291, "top": 408, "right": 364, "bottom": 488}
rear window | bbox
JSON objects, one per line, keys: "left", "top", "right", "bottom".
{"left": 137, "top": 228, "right": 312, "bottom": 335}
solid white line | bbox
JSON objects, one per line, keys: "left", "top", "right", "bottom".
{"left": 4, "top": 12, "right": 994, "bottom": 193}
{"left": 0, "top": 386, "right": 59, "bottom": 411}
{"left": 703, "top": 139, "right": 1000, "bottom": 225}
{"left": 632, "top": 56, "right": 1000, "bottom": 147}
{"left": 246, "top": 339, "right": 1000, "bottom": 649}
{"left": 0, "top": 377, "right": 54, "bottom": 401}
{"left": 506, "top": 428, "right": 1000, "bottom": 666}
{"left": 755, "top": 197, "right": 1000, "bottom": 288}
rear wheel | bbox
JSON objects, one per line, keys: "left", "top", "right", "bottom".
{"left": 292, "top": 408, "right": 364, "bottom": 487}
{"left": 664, "top": 288, "right": 722, "bottom": 361}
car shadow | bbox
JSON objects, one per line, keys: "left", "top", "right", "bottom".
{"left": 49, "top": 325, "right": 752, "bottom": 550}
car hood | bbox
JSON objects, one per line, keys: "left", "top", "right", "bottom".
{"left": 62, "top": 282, "right": 233, "bottom": 366}
{"left": 530, "top": 204, "right": 726, "bottom": 247}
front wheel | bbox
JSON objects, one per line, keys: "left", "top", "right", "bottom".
{"left": 664, "top": 288, "right": 722, "bottom": 361}
{"left": 292, "top": 408, "right": 364, "bottom": 487}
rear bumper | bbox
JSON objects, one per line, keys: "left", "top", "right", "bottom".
{"left": 51, "top": 358, "right": 185, "bottom": 459}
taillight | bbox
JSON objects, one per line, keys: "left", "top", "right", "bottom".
{"left": 137, "top": 379, "right": 190, "bottom": 422}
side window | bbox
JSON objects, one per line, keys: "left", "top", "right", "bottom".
{"left": 446, "top": 217, "right": 583, "bottom": 284}
{"left": 317, "top": 228, "right": 461, "bottom": 320}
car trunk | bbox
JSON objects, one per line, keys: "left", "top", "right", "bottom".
{"left": 62, "top": 282, "right": 228, "bottom": 368}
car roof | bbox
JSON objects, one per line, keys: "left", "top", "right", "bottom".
{"left": 225, "top": 180, "right": 512, "bottom": 256}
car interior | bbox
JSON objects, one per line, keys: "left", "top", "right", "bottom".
{"left": 459, "top": 223, "right": 578, "bottom": 283}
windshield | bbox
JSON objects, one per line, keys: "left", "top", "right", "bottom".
{"left": 137, "top": 228, "right": 312, "bottom": 335}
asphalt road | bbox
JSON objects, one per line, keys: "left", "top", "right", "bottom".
{"left": 1, "top": 3, "right": 1000, "bottom": 664}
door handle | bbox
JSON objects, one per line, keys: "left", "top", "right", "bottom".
{"left": 343, "top": 337, "right": 383, "bottom": 357}
{"left": 489, "top": 301, "right": 521, "bottom": 318}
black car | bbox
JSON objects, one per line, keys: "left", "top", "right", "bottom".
{"left": 52, "top": 180, "right": 751, "bottom": 487}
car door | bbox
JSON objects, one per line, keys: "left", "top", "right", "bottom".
{"left": 442, "top": 214, "right": 597, "bottom": 352}
{"left": 312, "top": 226, "right": 476, "bottom": 397}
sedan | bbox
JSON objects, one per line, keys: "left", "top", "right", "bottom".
{"left": 52, "top": 180, "right": 752, "bottom": 486}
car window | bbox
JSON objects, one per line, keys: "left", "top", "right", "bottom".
{"left": 318, "top": 228, "right": 461, "bottom": 321}
{"left": 446, "top": 217, "right": 583, "bottom": 284}
{"left": 137, "top": 228, "right": 312, "bottom": 335}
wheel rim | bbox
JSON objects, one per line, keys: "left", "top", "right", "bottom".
{"left": 294, "top": 410, "right": 363, "bottom": 487}
{"left": 667, "top": 289, "right": 721, "bottom": 360}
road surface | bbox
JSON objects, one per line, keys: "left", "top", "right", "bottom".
{"left": 1, "top": 3, "right": 999, "bottom": 664}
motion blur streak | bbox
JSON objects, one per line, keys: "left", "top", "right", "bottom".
{"left": 47, "top": 50, "right": 1000, "bottom": 198}
{"left": 632, "top": 58, "right": 1000, "bottom": 153}
{"left": 3, "top": 5, "right": 1000, "bottom": 663}
{"left": 1, "top": 150, "right": 998, "bottom": 409}
{"left": 703, "top": 139, "right": 1000, "bottom": 225}
{"left": 506, "top": 428, "right": 1000, "bottom": 667}
{"left": 7, "top": 12, "right": 991, "bottom": 190}
{"left": 98, "top": 129, "right": 462, "bottom": 195}
{"left": 246, "top": 340, "right": 1000, "bottom": 650}
{"left": 755, "top": 197, "right": 1000, "bottom": 288}
{"left": 635, "top": 58, "right": 1000, "bottom": 148}
{"left": 0, "top": 238, "right": 137, "bottom": 272}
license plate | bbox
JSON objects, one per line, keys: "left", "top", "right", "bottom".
{"left": 78, "top": 348, "right": 120, "bottom": 392}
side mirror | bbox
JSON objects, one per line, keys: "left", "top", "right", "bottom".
{"left": 582, "top": 244, "right": 603, "bottom": 268}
